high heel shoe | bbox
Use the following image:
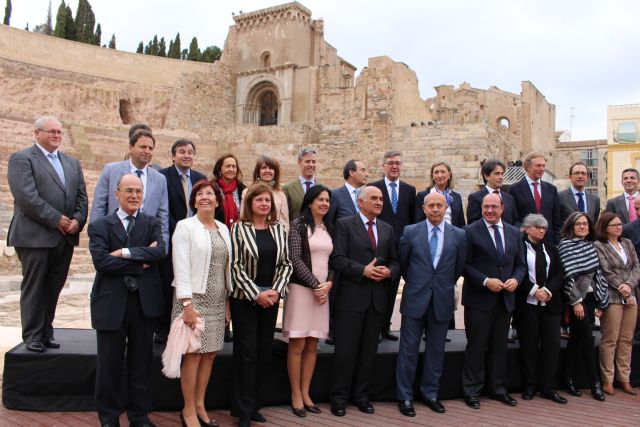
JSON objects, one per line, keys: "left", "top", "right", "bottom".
{"left": 621, "top": 382, "right": 638, "bottom": 396}
{"left": 304, "top": 404, "right": 322, "bottom": 414}
{"left": 291, "top": 406, "right": 306, "bottom": 417}
{"left": 197, "top": 413, "right": 219, "bottom": 427}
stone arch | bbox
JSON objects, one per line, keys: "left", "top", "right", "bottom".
{"left": 261, "top": 51, "right": 271, "bottom": 68}
{"left": 244, "top": 79, "right": 281, "bottom": 125}
{"left": 497, "top": 116, "right": 511, "bottom": 129}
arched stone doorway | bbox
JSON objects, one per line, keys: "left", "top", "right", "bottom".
{"left": 243, "top": 81, "right": 280, "bottom": 126}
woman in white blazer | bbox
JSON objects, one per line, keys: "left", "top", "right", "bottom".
{"left": 171, "top": 179, "right": 232, "bottom": 427}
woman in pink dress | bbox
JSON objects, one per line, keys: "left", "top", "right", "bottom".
{"left": 283, "top": 185, "right": 335, "bottom": 417}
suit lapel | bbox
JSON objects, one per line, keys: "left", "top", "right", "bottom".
{"left": 564, "top": 190, "right": 579, "bottom": 210}
{"left": 353, "top": 216, "right": 375, "bottom": 254}
{"left": 419, "top": 222, "right": 436, "bottom": 272}
{"left": 341, "top": 186, "right": 356, "bottom": 215}
{"left": 520, "top": 179, "right": 538, "bottom": 212}
{"left": 618, "top": 196, "right": 630, "bottom": 223}
{"left": 109, "top": 213, "right": 128, "bottom": 247}
{"left": 31, "top": 146, "right": 66, "bottom": 192}
{"left": 478, "top": 221, "right": 502, "bottom": 263}
{"left": 170, "top": 167, "right": 188, "bottom": 205}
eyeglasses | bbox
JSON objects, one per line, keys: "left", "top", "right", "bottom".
{"left": 607, "top": 223, "right": 623, "bottom": 228}
{"left": 532, "top": 226, "right": 548, "bottom": 231}
{"left": 38, "top": 129, "right": 63, "bottom": 136}
{"left": 384, "top": 161, "right": 402, "bottom": 166}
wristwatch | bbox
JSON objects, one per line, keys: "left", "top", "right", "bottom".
{"left": 182, "top": 300, "right": 192, "bottom": 307}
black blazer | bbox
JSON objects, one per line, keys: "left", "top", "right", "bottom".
{"left": 215, "top": 181, "right": 247, "bottom": 225}
{"left": 509, "top": 178, "right": 561, "bottom": 245}
{"left": 330, "top": 215, "right": 400, "bottom": 314}
{"left": 515, "top": 239, "right": 564, "bottom": 314}
{"left": 369, "top": 179, "right": 416, "bottom": 241}
{"left": 462, "top": 219, "right": 526, "bottom": 313}
{"left": 467, "top": 188, "right": 518, "bottom": 225}
{"left": 416, "top": 187, "right": 466, "bottom": 228}
{"left": 159, "top": 166, "right": 206, "bottom": 236}
{"left": 88, "top": 212, "right": 166, "bottom": 330}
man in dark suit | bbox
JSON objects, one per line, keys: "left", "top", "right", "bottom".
{"left": 7, "top": 116, "right": 88, "bottom": 353}
{"left": 90, "top": 130, "right": 169, "bottom": 251}
{"left": 605, "top": 168, "right": 639, "bottom": 224}
{"left": 88, "top": 174, "right": 166, "bottom": 427}
{"left": 509, "top": 152, "right": 561, "bottom": 244}
{"left": 559, "top": 162, "right": 600, "bottom": 225}
{"left": 329, "top": 186, "right": 400, "bottom": 417}
{"left": 282, "top": 147, "right": 320, "bottom": 221}
{"left": 326, "top": 159, "right": 368, "bottom": 224}
{"left": 467, "top": 158, "right": 518, "bottom": 225}
{"left": 369, "top": 150, "right": 416, "bottom": 340}
{"left": 461, "top": 193, "right": 526, "bottom": 409}
{"left": 622, "top": 197, "right": 640, "bottom": 341}
{"left": 396, "top": 193, "right": 466, "bottom": 416}
{"left": 154, "top": 139, "right": 206, "bottom": 343}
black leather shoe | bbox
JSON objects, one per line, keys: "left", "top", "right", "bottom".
{"left": 541, "top": 390, "right": 567, "bottom": 404}
{"left": 304, "top": 404, "right": 321, "bottom": 414}
{"left": 101, "top": 422, "right": 120, "bottom": 427}
{"left": 26, "top": 341, "right": 45, "bottom": 353}
{"left": 251, "top": 412, "right": 266, "bottom": 423}
{"left": 291, "top": 406, "right": 306, "bottom": 417}
{"left": 522, "top": 386, "right": 535, "bottom": 400}
{"left": 331, "top": 404, "right": 346, "bottom": 417}
{"left": 381, "top": 329, "right": 399, "bottom": 341}
{"left": 564, "top": 377, "right": 582, "bottom": 397}
{"left": 464, "top": 396, "right": 480, "bottom": 409}
{"left": 238, "top": 418, "right": 251, "bottom": 427}
{"left": 224, "top": 329, "right": 233, "bottom": 343}
{"left": 397, "top": 400, "right": 415, "bottom": 417}
{"left": 357, "top": 401, "right": 374, "bottom": 414}
{"left": 423, "top": 398, "right": 445, "bottom": 413}
{"left": 591, "top": 381, "right": 605, "bottom": 401}
{"left": 153, "top": 333, "right": 167, "bottom": 344}
{"left": 41, "top": 338, "right": 60, "bottom": 349}
{"left": 490, "top": 393, "right": 517, "bottom": 406}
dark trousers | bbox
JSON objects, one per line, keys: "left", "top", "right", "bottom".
{"left": 154, "top": 254, "right": 174, "bottom": 338}
{"left": 229, "top": 298, "right": 279, "bottom": 421}
{"left": 462, "top": 302, "right": 511, "bottom": 397}
{"left": 396, "top": 301, "right": 449, "bottom": 401}
{"left": 564, "top": 293, "right": 598, "bottom": 382}
{"left": 95, "top": 292, "right": 155, "bottom": 425}
{"left": 330, "top": 304, "right": 385, "bottom": 405}
{"left": 16, "top": 240, "right": 74, "bottom": 343}
{"left": 382, "top": 275, "right": 401, "bottom": 331}
{"left": 515, "top": 304, "right": 561, "bottom": 391}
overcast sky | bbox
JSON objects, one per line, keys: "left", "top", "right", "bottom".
{"left": 10, "top": 0, "right": 640, "bottom": 140}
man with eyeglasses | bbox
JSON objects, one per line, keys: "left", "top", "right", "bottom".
{"left": 605, "top": 168, "right": 640, "bottom": 224}
{"left": 370, "top": 150, "right": 416, "bottom": 341}
{"left": 559, "top": 162, "right": 600, "bottom": 225}
{"left": 283, "top": 147, "right": 320, "bottom": 222}
{"left": 7, "top": 116, "right": 88, "bottom": 353}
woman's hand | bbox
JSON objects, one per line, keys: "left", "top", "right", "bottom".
{"left": 256, "top": 289, "right": 279, "bottom": 308}
{"left": 618, "top": 283, "right": 632, "bottom": 299}
{"left": 182, "top": 304, "right": 201, "bottom": 329}
{"left": 313, "top": 281, "right": 332, "bottom": 305}
{"left": 573, "top": 303, "right": 585, "bottom": 320}
{"left": 595, "top": 308, "right": 603, "bottom": 318}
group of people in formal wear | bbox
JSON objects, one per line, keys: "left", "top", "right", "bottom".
{"left": 7, "top": 115, "right": 640, "bottom": 427}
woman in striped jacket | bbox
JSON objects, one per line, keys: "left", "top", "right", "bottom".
{"left": 229, "top": 182, "right": 293, "bottom": 427}
{"left": 558, "top": 212, "right": 609, "bottom": 402}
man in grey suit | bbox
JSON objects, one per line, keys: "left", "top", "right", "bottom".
{"left": 282, "top": 147, "right": 319, "bottom": 221}
{"left": 90, "top": 129, "right": 169, "bottom": 251}
{"left": 396, "top": 192, "right": 466, "bottom": 416}
{"left": 605, "top": 168, "right": 639, "bottom": 224}
{"left": 559, "top": 162, "right": 600, "bottom": 225}
{"left": 7, "top": 116, "right": 88, "bottom": 352}
{"left": 327, "top": 159, "right": 369, "bottom": 224}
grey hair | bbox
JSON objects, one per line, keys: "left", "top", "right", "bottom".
{"left": 34, "top": 116, "right": 61, "bottom": 129}
{"left": 521, "top": 213, "right": 548, "bottom": 231}
{"left": 297, "top": 147, "right": 317, "bottom": 161}
{"left": 382, "top": 150, "right": 402, "bottom": 163}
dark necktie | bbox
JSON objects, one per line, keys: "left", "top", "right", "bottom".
{"left": 492, "top": 224, "right": 504, "bottom": 260}
{"left": 304, "top": 181, "right": 312, "bottom": 193}
{"left": 576, "top": 192, "right": 585, "bottom": 213}
{"left": 532, "top": 182, "right": 541, "bottom": 213}
{"left": 390, "top": 182, "right": 398, "bottom": 215}
{"left": 367, "top": 220, "right": 377, "bottom": 253}
{"left": 126, "top": 215, "right": 135, "bottom": 239}
{"left": 135, "top": 169, "right": 143, "bottom": 178}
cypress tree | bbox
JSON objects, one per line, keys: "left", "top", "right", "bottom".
{"left": 149, "top": 35, "right": 159, "bottom": 56}
{"left": 3, "top": 0, "right": 11, "bottom": 25}
{"left": 53, "top": 1, "right": 67, "bottom": 38}
{"left": 187, "top": 37, "right": 200, "bottom": 61}
{"left": 43, "top": 0, "right": 53, "bottom": 35}
{"left": 64, "top": 4, "right": 75, "bottom": 40}
{"left": 158, "top": 37, "right": 166, "bottom": 57}
{"left": 136, "top": 41, "right": 143, "bottom": 53}
{"left": 201, "top": 46, "right": 222, "bottom": 63}
{"left": 167, "top": 32, "right": 181, "bottom": 59}
{"left": 108, "top": 34, "right": 116, "bottom": 49}
{"left": 75, "top": 0, "right": 96, "bottom": 44}
{"left": 94, "top": 22, "right": 101, "bottom": 45}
